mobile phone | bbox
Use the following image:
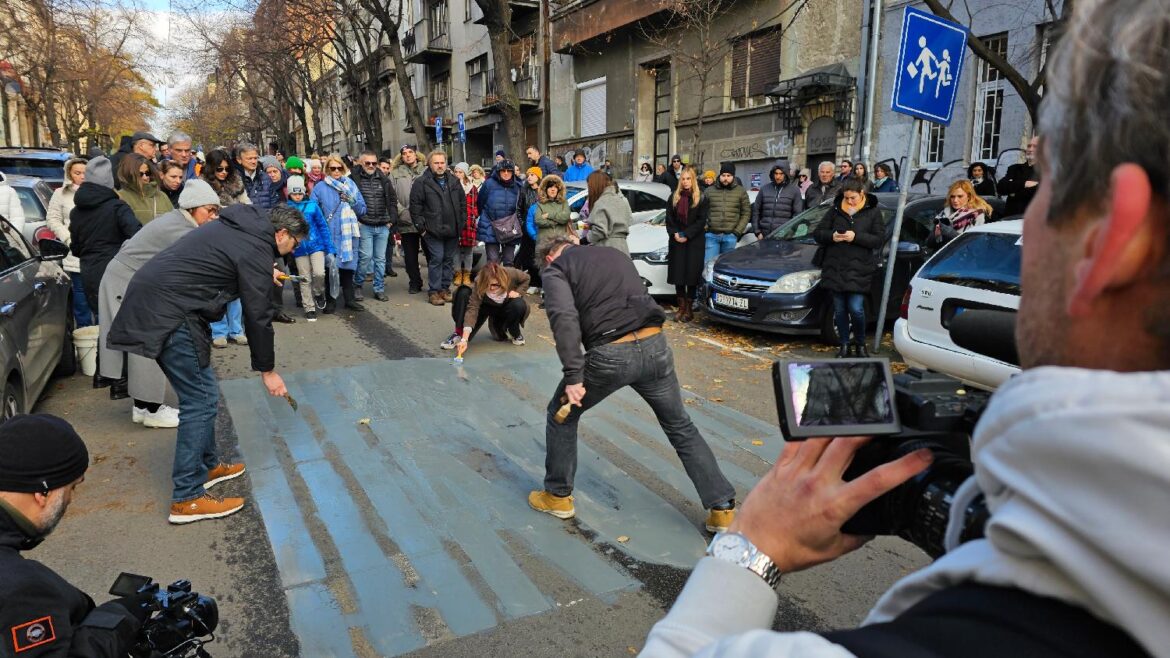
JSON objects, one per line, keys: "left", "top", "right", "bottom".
{"left": 835, "top": 229, "right": 847, "bottom": 234}
{"left": 772, "top": 358, "right": 902, "bottom": 440}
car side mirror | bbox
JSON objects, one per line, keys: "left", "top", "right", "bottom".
{"left": 896, "top": 241, "right": 921, "bottom": 255}
{"left": 38, "top": 238, "right": 70, "bottom": 261}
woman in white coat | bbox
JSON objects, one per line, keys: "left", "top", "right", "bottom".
{"left": 46, "top": 157, "right": 95, "bottom": 328}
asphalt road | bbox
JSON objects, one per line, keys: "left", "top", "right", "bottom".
{"left": 31, "top": 268, "right": 929, "bottom": 658}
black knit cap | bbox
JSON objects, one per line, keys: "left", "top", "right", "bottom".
{"left": 0, "top": 415, "right": 89, "bottom": 493}
{"left": 719, "top": 161, "right": 736, "bottom": 176}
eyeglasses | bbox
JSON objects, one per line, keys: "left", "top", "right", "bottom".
{"left": 215, "top": 166, "right": 230, "bottom": 172}
{"left": 201, "top": 205, "right": 220, "bottom": 217}
{"left": 328, "top": 166, "right": 344, "bottom": 172}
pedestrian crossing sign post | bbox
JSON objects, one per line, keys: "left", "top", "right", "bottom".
{"left": 890, "top": 7, "right": 969, "bottom": 124}
{"left": 435, "top": 116, "right": 443, "bottom": 145}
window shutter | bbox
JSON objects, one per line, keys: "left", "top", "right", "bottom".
{"left": 580, "top": 80, "right": 606, "bottom": 136}
{"left": 731, "top": 43, "right": 748, "bottom": 99}
{"left": 748, "top": 29, "right": 782, "bottom": 97}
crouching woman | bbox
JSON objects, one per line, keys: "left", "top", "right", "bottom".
{"left": 448, "top": 262, "right": 531, "bottom": 348}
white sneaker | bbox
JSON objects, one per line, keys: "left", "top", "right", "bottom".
{"left": 440, "top": 333, "right": 460, "bottom": 350}
{"left": 512, "top": 335, "right": 525, "bottom": 346}
{"left": 143, "top": 405, "right": 180, "bottom": 429}
{"left": 132, "top": 406, "right": 146, "bottom": 424}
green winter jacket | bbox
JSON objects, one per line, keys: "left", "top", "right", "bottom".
{"left": 704, "top": 182, "right": 751, "bottom": 236}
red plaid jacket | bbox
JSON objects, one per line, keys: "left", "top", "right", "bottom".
{"left": 459, "top": 184, "right": 479, "bottom": 247}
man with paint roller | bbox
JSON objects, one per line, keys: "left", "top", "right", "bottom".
{"left": 529, "top": 236, "right": 737, "bottom": 533}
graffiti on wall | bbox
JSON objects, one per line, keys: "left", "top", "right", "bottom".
{"left": 706, "top": 134, "right": 792, "bottom": 163}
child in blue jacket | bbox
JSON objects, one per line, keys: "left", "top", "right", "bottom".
{"left": 286, "top": 176, "right": 335, "bottom": 321}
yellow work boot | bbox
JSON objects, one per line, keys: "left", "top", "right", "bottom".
{"left": 705, "top": 507, "right": 735, "bottom": 533}
{"left": 528, "top": 490, "right": 576, "bottom": 519}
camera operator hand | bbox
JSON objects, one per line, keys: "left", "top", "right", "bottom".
{"left": 730, "top": 437, "right": 932, "bottom": 573}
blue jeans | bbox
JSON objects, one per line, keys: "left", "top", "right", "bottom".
{"left": 544, "top": 333, "right": 735, "bottom": 509}
{"left": 832, "top": 291, "right": 866, "bottom": 344}
{"left": 423, "top": 234, "right": 457, "bottom": 293}
{"left": 704, "top": 232, "right": 738, "bottom": 263}
{"left": 70, "top": 272, "right": 95, "bottom": 327}
{"left": 354, "top": 224, "right": 389, "bottom": 292}
{"left": 156, "top": 323, "right": 220, "bottom": 503}
{"left": 210, "top": 300, "right": 243, "bottom": 339}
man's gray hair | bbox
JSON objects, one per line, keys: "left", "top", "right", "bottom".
{"left": 168, "top": 132, "right": 192, "bottom": 147}
{"left": 236, "top": 141, "right": 259, "bottom": 157}
{"left": 818, "top": 161, "right": 835, "bottom": 173}
{"left": 536, "top": 235, "right": 576, "bottom": 268}
{"left": 1039, "top": 0, "right": 1169, "bottom": 223}
{"left": 269, "top": 205, "right": 308, "bottom": 238}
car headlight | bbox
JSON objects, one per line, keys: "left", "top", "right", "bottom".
{"left": 766, "top": 270, "right": 821, "bottom": 294}
{"left": 702, "top": 260, "right": 715, "bottom": 283}
{"left": 643, "top": 246, "right": 669, "bottom": 264}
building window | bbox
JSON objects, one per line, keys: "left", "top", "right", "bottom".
{"left": 466, "top": 55, "right": 487, "bottom": 102}
{"left": 921, "top": 121, "right": 946, "bottom": 165}
{"left": 430, "top": 74, "right": 450, "bottom": 117}
{"left": 971, "top": 33, "right": 1007, "bottom": 162}
{"left": 578, "top": 77, "right": 606, "bottom": 137}
{"left": 730, "top": 27, "right": 781, "bottom": 111}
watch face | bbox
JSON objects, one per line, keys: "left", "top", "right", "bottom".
{"left": 709, "top": 533, "right": 751, "bottom": 562}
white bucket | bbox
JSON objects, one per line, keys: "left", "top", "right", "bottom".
{"left": 74, "top": 326, "right": 100, "bottom": 377}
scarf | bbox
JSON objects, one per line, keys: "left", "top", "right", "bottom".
{"left": 322, "top": 175, "right": 360, "bottom": 263}
{"left": 208, "top": 175, "right": 245, "bottom": 206}
{"left": 486, "top": 290, "right": 507, "bottom": 304}
{"left": 676, "top": 189, "right": 691, "bottom": 226}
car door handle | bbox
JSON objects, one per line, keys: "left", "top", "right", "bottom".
{"left": 0, "top": 302, "right": 16, "bottom": 317}
{"left": 33, "top": 282, "right": 46, "bottom": 294}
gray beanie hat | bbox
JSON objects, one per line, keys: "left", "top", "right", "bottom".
{"left": 85, "top": 156, "right": 114, "bottom": 190}
{"left": 260, "top": 155, "right": 280, "bottom": 171}
{"left": 454, "top": 162, "right": 470, "bottom": 175}
{"left": 177, "top": 179, "right": 220, "bottom": 209}
{"left": 286, "top": 175, "right": 306, "bottom": 195}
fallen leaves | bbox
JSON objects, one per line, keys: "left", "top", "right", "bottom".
{"left": 616, "top": 535, "right": 630, "bottom": 543}
{"left": 751, "top": 440, "right": 764, "bottom": 446}
{"left": 358, "top": 418, "right": 371, "bottom": 425}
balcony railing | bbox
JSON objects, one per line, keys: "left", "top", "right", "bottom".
{"left": 403, "top": 17, "right": 452, "bottom": 63}
{"left": 483, "top": 69, "right": 540, "bottom": 110}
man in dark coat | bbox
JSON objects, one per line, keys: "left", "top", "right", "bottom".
{"left": 525, "top": 146, "right": 559, "bottom": 178}
{"left": 409, "top": 150, "right": 466, "bottom": 306}
{"left": 530, "top": 236, "right": 737, "bottom": 533}
{"left": 68, "top": 156, "right": 141, "bottom": 313}
{"left": 352, "top": 150, "right": 399, "bottom": 302}
{"left": 997, "top": 136, "right": 1040, "bottom": 216}
{"left": 234, "top": 142, "right": 275, "bottom": 212}
{"left": 750, "top": 161, "right": 803, "bottom": 238}
{"left": 813, "top": 179, "right": 886, "bottom": 357}
{"left": 106, "top": 204, "right": 307, "bottom": 525}
{"left": 804, "top": 161, "right": 843, "bottom": 210}
{"left": 0, "top": 415, "right": 146, "bottom": 656}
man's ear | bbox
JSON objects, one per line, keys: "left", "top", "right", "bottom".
{"left": 1068, "top": 164, "right": 1158, "bottom": 317}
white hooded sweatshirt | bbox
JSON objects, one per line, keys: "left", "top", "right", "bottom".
{"left": 642, "top": 367, "right": 1170, "bottom": 657}
{"left": 0, "top": 171, "right": 26, "bottom": 236}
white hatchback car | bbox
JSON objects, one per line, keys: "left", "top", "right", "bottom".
{"left": 894, "top": 220, "right": 1022, "bottom": 391}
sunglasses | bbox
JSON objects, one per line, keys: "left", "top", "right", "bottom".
{"left": 361, "top": 161, "right": 377, "bottom": 167}
{"left": 215, "top": 166, "right": 230, "bottom": 172}
{"left": 139, "top": 170, "right": 151, "bottom": 177}
{"left": 328, "top": 165, "right": 344, "bottom": 172}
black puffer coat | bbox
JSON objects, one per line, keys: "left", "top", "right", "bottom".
{"left": 69, "top": 182, "right": 141, "bottom": 308}
{"left": 813, "top": 192, "right": 886, "bottom": 294}
{"left": 666, "top": 191, "right": 709, "bottom": 287}
{"left": 750, "top": 166, "right": 802, "bottom": 235}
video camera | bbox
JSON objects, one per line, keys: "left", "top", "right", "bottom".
{"left": 109, "top": 573, "right": 218, "bottom": 658}
{"left": 772, "top": 310, "right": 1017, "bottom": 558}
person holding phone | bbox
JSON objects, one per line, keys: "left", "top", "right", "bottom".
{"left": 812, "top": 178, "right": 885, "bottom": 358}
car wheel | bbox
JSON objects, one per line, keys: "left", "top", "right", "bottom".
{"left": 2, "top": 379, "right": 22, "bottom": 421}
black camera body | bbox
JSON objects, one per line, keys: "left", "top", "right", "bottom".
{"left": 109, "top": 573, "right": 218, "bottom": 658}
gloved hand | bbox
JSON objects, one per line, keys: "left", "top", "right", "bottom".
{"left": 109, "top": 591, "right": 155, "bottom": 624}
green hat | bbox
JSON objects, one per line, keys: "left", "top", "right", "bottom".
{"left": 285, "top": 156, "right": 305, "bottom": 171}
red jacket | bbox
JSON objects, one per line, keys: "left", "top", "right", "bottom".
{"left": 459, "top": 184, "right": 479, "bottom": 248}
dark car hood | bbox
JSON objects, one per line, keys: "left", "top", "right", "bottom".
{"left": 712, "top": 239, "right": 820, "bottom": 281}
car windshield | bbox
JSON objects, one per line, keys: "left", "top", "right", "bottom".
{"left": 646, "top": 209, "right": 667, "bottom": 226}
{"left": 917, "top": 231, "right": 1022, "bottom": 295}
{"left": 768, "top": 205, "right": 832, "bottom": 242}
{"left": 568, "top": 191, "right": 587, "bottom": 212}
{"left": 0, "top": 157, "right": 63, "bottom": 179}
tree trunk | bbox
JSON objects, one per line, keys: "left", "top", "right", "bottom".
{"left": 388, "top": 35, "right": 431, "bottom": 150}
{"left": 479, "top": 0, "right": 525, "bottom": 159}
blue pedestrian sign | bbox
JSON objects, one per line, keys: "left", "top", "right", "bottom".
{"left": 435, "top": 116, "right": 443, "bottom": 144}
{"left": 457, "top": 112, "right": 466, "bottom": 143}
{"left": 890, "top": 7, "right": 969, "bottom": 125}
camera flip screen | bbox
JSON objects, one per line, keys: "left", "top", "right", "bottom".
{"left": 773, "top": 358, "right": 901, "bottom": 439}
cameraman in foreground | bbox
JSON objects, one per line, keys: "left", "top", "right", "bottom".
{"left": 0, "top": 415, "right": 146, "bottom": 656}
{"left": 643, "top": 1, "right": 1170, "bottom": 655}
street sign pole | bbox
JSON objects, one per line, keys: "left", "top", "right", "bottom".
{"left": 457, "top": 112, "right": 467, "bottom": 165}
{"left": 873, "top": 119, "right": 921, "bottom": 353}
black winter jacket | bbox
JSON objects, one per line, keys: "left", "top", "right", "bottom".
{"left": 813, "top": 192, "right": 886, "bottom": 294}
{"left": 353, "top": 168, "right": 398, "bottom": 227}
{"left": 409, "top": 171, "right": 465, "bottom": 239}
{"left": 0, "top": 507, "right": 140, "bottom": 657}
{"left": 107, "top": 204, "right": 279, "bottom": 371}
{"left": 665, "top": 192, "right": 709, "bottom": 287}
{"left": 804, "top": 179, "right": 843, "bottom": 211}
{"left": 542, "top": 245, "right": 665, "bottom": 384}
{"left": 751, "top": 172, "right": 802, "bottom": 235}
{"left": 68, "top": 183, "right": 141, "bottom": 302}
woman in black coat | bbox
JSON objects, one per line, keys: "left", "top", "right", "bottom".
{"left": 665, "top": 167, "right": 709, "bottom": 322}
{"left": 813, "top": 178, "right": 885, "bottom": 357}
{"left": 68, "top": 156, "right": 141, "bottom": 314}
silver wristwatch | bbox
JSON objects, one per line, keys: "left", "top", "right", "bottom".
{"left": 707, "top": 532, "right": 783, "bottom": 588}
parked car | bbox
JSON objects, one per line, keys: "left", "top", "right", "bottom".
{"left": 3, "top": 173, "right": 55, "bottom": 244}
{"left": 0, "top": 214, "right": 75, "bottom": 419}
{"left": 699, "top": 193, "right": 1005, "bottom": 342}
{"left": 0, "top": 147, "right": 72, "bottom": 189}
{"left": 894, "top": 220, "right": 1022, "bottom": 391}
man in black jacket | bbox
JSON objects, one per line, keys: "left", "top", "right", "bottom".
{"left": 530, "top": 236, "right": 737, "bottom": 532}
{"left": 409, "top": 150, "right": 466, "bottom": 305}
{"left": 804, "top": 161, "right": 842, "bottom": 210}
{"left": 352, "top": 150, "right": 399, "bottom": 302}
{"left": 751, "top": 161, "right": 802, "bottom": 239}
{"left": 998, "top": 136, "right": 1040, "bottom": 216}
{"left": 107, "top": 205, "right": 307, "bottom": 525}
{"left": 0, "top": 415, "right": 146, "bottom": 656}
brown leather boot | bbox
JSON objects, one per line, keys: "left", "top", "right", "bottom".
{"left": 682, "top": 297, "right": 694, "bottom": 322}
{"left": 675, "top": 295, "right": 688, "bottom": 322}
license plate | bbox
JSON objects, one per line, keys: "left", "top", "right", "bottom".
{"left": 714, "top": 293, "right": 749, "bottom": 310}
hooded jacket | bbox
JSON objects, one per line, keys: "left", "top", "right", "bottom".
{"left": 476, "top": 169, "right": 521, "bottom": 244}
{"left": 750, "top": 165, "right": 802, "bottom": 236}
{"left": 532, "top": 175, "right": 571, "bottom": 244}
{"left": 46, "top": 159, "right": 87, "bottom": 273}
{"left": 117, "top": 181, "right": 174, "bottom": 224}
{"left": 69, "top": 182, "right": 142, "bottom": 304}
{"left": 812, "top": 191, "right": 885, "bottom": 294}
{"left": 286, "top": 197, "right": 334, "bottom": 257}
{"left": 705, "top": 179, "right": 751, "bottom": 236}
{"left": 585, "top": 186, "right": 630, "bottom": 254}
{"left": 564, "top": 160, "right": 594, "bottom": 183}
{"left": 389, "top": 154, "right": 425, "bottom": 234}
{"left": 0, "top": 171, "right": 26, "bottom": 236}
{"left": 106, "top": 204, "right": 279, "bottom": 372}
{"left": 643, "top": 367, "right": 1170, "bottom": 657}
{"left": 0, "top": 506, "right": 141, "bottom": 656}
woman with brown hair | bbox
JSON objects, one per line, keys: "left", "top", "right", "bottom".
{"left": 116, "top": 154, "right": 174, "bottom": 224}
{"left": 583, "top": 171, "right": 630, "bottom": 254}
{"left": 441, "top": 261, "right": 531, "bottom": 349}
{"left": 930, "top": 179, "right": 993, "bottom": 250}
{"left": 158, "top": 160, "right": 186, "bottom": 207}
{"left": 666, "top": 167, "right": 709, "bottom": 322}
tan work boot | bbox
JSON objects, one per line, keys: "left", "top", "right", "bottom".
{"left": 440, "top": 289, "right": 453, "bottom": 302}
{"left": 169, "top": 492, "right": 245, "bottom": 524}
{"left": 429, "top": 292, "right": 445, "bottom": 306}
{"left": 528, "top": 490, "right": 576, "bottom": 519}
{"left": 205, "top": 462, "right": 246, "bottom": 490}
{"left": 705, "top": 507, "right": 735, "bottom": 533}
